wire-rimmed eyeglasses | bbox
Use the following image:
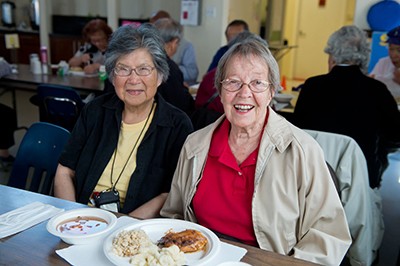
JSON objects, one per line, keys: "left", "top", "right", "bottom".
{"left": 220, "top": 79, "right": 271, "bottom": 93}
{"left": 114, "top": 65, "right": 155, "bottom": 77}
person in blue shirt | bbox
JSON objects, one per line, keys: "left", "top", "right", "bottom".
{"left": 172, "top": 36, "right": 199, "bottom": 85}
{"left": 150, "top": 10, "right": 199, "bottom": 85}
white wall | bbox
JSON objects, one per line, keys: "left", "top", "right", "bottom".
{"left": 47, "top": 0, "right": 230, "bottom": 79}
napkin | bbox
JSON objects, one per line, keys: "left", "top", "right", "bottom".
{"left": 0, "top": 201, "right": 64, "bottom": 238}
{"left": 57, "top": 216, "right": 247, "bottom": 266}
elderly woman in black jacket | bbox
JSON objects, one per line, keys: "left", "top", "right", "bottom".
{"left": 54, "top": 24, "right": 193, "bottom": 218}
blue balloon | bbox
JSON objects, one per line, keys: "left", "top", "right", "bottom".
{"left": 367, "top": 0, "right": 400, "bottom": 31}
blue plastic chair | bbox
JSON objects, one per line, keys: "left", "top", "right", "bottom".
{"left": 37, "top": 84, "right": 85, "bottom": 131}
{"left": 7, "top": 122, "right": 70, "bottom": 195}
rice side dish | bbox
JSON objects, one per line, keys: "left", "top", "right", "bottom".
{"left": 112, "top": 229, "right": 186, "bottom": 266}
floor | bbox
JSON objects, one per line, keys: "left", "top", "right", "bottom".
{"left": 1, "top": 82, "right": 400, "bottom": 265}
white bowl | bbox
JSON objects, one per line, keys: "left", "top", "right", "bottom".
{"left": 47, "top": 208, "right": 117, "bottom": 245}
{"left": 273, "top": 93, "right": 294, "bottom": 103}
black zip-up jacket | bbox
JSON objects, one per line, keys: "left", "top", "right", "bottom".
{"left": 59, "top": 92, "right": 193, "bottom": 213}
{"left": 293, "top": 65, "right": 400, "bottom": 188}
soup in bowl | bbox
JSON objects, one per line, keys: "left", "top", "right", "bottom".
{"left": 47, "top": 208, "right": 117, "bottom": 245}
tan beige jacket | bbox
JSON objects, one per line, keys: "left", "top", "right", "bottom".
{"left": 161, "top": 108, "right": 352, "bottom": 265}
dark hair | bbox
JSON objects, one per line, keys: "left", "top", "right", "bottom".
{"left": 82, "top": 19, "right": 113, "bottom": 43}
{"left": 149, "top": 10, "right": 171, "bottom": 24}
{"left": 225, "top": 19, "right": 249, "bottom": 36}
{"left": 105, "top": 23, "right": 169, "bottom": 84}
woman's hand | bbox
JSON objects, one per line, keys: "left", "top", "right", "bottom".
{"left": 128, "top": 193, "right": 169, "bottom": 219}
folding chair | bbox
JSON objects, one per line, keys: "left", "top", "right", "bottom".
{"left": 37, "top": 84, "right": 85, "bottom": 131}
{"left": 304, "top": 129, "right": 384, "bottom": 266}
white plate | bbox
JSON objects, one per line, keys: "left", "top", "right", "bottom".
{"left": 103, "top": 218, "right": 221, "bottom": 266}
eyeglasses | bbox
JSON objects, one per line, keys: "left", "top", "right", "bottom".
{"left": 221, "top": 79, "right": 271, "bottom": 93}
{"left": 114, "top": 65, "right": 155, "bottom": 77}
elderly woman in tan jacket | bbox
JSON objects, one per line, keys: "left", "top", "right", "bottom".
{"left": 161, "top": 34, "right": 351, "bottom": 265}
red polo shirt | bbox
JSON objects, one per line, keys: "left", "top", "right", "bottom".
{"left": 192, "top": 118, "right": 259, "bottom": 246}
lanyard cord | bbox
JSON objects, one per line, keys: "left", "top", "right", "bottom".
{"left": 110, "top": 101, "right": 155, "bottom": 190}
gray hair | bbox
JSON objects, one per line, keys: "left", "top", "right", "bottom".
{"left": 324, "top": 25, "right": 370, "bottom": 73}
{"left": 227, "top": 31, "right": 255, "bottom": 48}
{"left": 105, "top": 23, "right": 169, "bottom": 83}
{"left": 153, "top": 18, "right": 183, "bottom": 43}
{"left": 215, "top": 34, "right": 280, "bottom": 94}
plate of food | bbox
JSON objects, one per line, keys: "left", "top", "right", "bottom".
{"left": 103, "top": 218, "right": 221, "bottom": 266}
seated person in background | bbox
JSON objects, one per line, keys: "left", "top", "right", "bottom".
{"left": 150, "top": 10, "right": 199, "bottom": 85}
{"left": 0, "top": 58, "right": 16, "bottom": 165}
{"left": 195, "top": 31, "right": 255, "bottom": 114}
{"left": 68, "top": 19, "right": 113, "bottom": 74}
{"left": 0, "top": 103, "right": 17, "bottom": 165}
{"left": 206, "top": 19, "right": 249, "bottom": 72}
{"left": 161, "top": 34, "right": 351, "bottom": 265}
{"left": 54, "top": 24, "right": 194, "bottom": 219}
{"left": 370, "top": 25, "right": 400, "bottom": 99}
{"left": 153, "top": 18, "right": 195, "bottom": 116}
{"left": 293, "top": 25, "right": 400, "bottom": 189}
{"left": 172, "top": 33, "right": 199, "bottom": 86}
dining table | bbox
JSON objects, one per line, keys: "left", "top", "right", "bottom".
{"left": 0, "top": 184, "right": 318, "bottom": 266}
{"left": 0, "top": 64, "right": 105, "bottom": 128}
{"left": 0, "top": 64, "right": 104, "bottom": 92}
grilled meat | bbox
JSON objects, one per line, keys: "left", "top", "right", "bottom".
{"left": 158, "top": 229, "right": 208, "bottom": 253}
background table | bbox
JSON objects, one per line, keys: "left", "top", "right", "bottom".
{"left": 0, "top": 64, "right": 105, "bottom": 127}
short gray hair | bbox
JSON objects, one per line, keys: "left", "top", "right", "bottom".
{"left": 324, "top": 25, "right": 370, "bottom": 73}
{"left": 153, "top": 18, "right": 183, "bottom": 43}
{"left": 215, "top": 34, "right": 280, "bottom": 94}
{"left": 105, "top": 23, "right": 169, "bottom": 83}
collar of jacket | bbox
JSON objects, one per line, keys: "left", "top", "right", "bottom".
{"left": 330, "top": 64, "right": 362, "bottom": 76}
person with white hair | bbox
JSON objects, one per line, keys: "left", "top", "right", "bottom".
{"left": 294, "top": 25, "right": 400, "bottom": 189}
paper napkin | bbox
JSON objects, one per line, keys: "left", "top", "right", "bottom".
{"left": 57, "top": 216, "right": 247, "bottom": 266}
{"left": 0, "top": 201, "right": 64, "bottom": 238}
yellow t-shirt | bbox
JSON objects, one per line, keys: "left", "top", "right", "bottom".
{"left": 93, "top": 105, "right": 155, "bottom": 206}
